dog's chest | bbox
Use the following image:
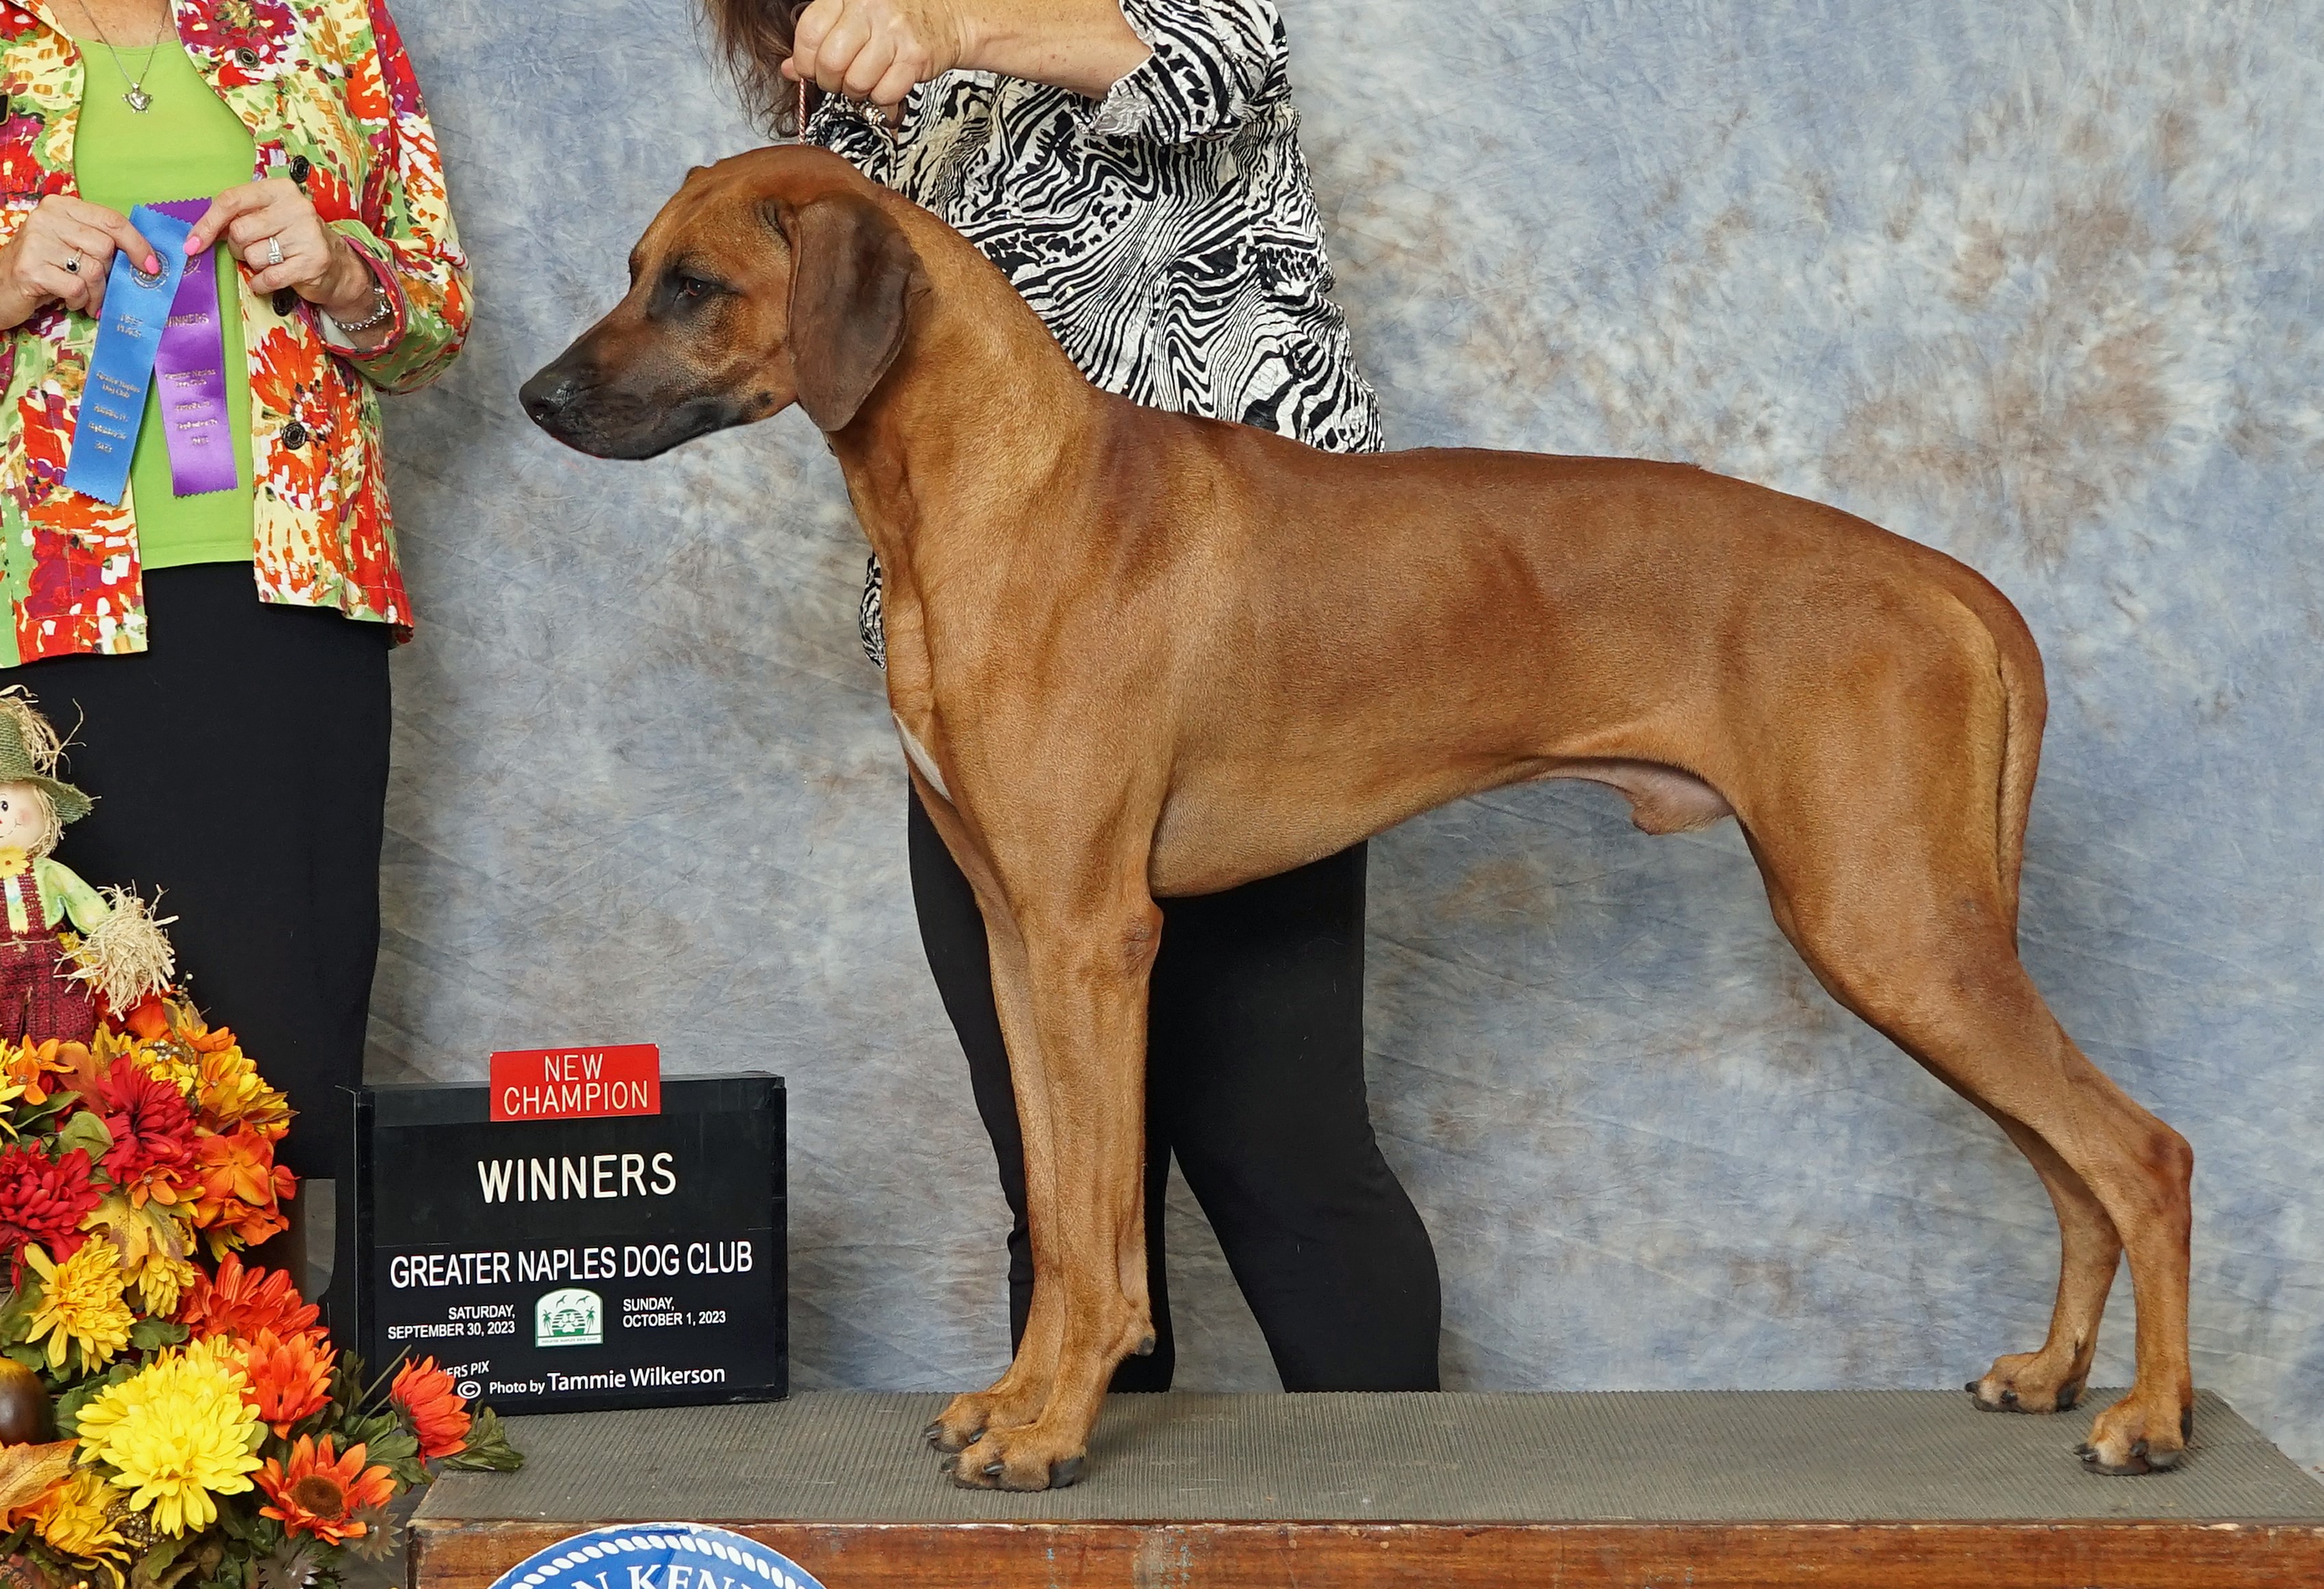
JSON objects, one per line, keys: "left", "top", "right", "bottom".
{"left": 893, "top": 712, "right": 952, "bottom": 802}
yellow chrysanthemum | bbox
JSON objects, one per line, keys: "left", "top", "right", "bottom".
{"left": 30, "top": 1469, "right": 129, "bottom": 1562}
{"left": 74, "top": 1345, "right": 263, "bottom": 1536}
{"left": 135, "top": 1252, "right": 201, "bottom": 1318}
{"left": 23, "top": 1242, "right": 133, "bottom": 1372}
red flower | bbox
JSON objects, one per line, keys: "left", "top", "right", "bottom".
{"left": 389, "top": 1357, "right": 469, "bottom": 1461}
{"left": 174, "top": 1252, "right": 319, "bottom": 1343}
{"left": 257, "top": 1434, "right": 395, "bottom": 1545}
{"left": 0, "top": 1145, "right": 97, "bottom": 1278}
{"left": 94, "top": 1062, "right": 197, "bottom": 1207}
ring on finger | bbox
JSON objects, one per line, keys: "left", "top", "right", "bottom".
{"left": 63, "top": 251, "right": 79, "bottom": 275}
{"left": 265, "top": 235, "right": 285, "bottom": 267}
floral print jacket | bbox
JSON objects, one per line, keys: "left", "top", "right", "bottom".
{"left": 0, "top": 0, "right": 467, "bottom": 664}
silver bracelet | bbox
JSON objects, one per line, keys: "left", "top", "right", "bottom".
{"left": 327, "top": 283, "right": 395, "bottom": 336}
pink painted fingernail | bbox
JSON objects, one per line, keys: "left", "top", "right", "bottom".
{"left": 144, "top": 254, "right": 160, "bottom": 273}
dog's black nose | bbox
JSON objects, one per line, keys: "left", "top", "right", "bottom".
{"left": 519, "top": 362, "right": 588, "bottom": 429}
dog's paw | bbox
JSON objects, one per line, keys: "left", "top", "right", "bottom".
{"left": 2076, "top": 1392, "right": 2193, "bottom": 1475}
{"left": 926, "top": 1389, "right": 1011, "bottom": 1454}
{"left": 947, "top": 1424, "right": 1088, "bottom": 1492}
{"left": 1967, "top": 1350, "right": 2085, "bottom": 1415}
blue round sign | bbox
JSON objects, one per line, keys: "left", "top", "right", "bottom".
{"left": 488, "top": 1524, "right": 825, "bottom": 1589}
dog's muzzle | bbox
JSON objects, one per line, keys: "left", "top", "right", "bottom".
{"left": 521, "top": 351, "right": 737, "bottom": 461}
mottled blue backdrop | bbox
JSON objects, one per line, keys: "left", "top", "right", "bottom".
{"left": 374, "top": 1, "right": 2324, "bottom": 1469}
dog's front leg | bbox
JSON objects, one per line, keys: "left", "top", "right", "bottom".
{"left": 926, "top": 911, "right": 1071, "bottom": 1454}
{"left": 943, "top": 884, "right": 1162, "bottom": 1491}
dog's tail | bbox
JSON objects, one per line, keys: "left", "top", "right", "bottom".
{"left": 1949, "top": 570, "right": 2048, "bottom": 936}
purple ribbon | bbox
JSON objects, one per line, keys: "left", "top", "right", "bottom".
{"left": 146, "top": 197, "right": 237, "bottom": 497}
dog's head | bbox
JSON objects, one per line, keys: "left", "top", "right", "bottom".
{"left": 521, "top": 147, "right": 924, "bottom": 459}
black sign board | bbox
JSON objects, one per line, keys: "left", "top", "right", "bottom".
{"left": 352, "top": 1075, "right": 785, "bottom": 1414}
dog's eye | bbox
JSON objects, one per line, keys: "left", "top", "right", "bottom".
{"left": 650, "top": 268, "right": 725, "bottom": 319}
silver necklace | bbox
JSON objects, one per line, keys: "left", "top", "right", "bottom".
{"left": 75, "top": 1, "right": 170, "bottom": 114}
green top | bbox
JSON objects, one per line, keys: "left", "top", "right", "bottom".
{"left": 1, "top": 854, "right": 107, "bottom": 936}
{"left": 70, "top": 38, "right": 256, "bottom": 568}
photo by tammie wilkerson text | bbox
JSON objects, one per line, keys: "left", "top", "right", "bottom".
{"left": 0, "top": 997, "right": 520, "bottom": 1589}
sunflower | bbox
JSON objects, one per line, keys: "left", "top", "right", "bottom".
{"left": 23, "top": 1240, "right": 133, "bottom": 1371}
{"left": 174, "top": 1252, "right": 319, "bottom": 1343}
{"left": 255, "top": 1435, "right": 394, "bottom": 1545}
{"left": 239, "top": 1328, "right": 336, "bottom": 1438}
{"left": 74, "top": 1344, "right": 264, "bottom": 1536}
{"left": 389, "top": 1356, "right": 470, "bottom": 1461}
{"left": 29, "top": 1469, "right": 130, "bottom": 1562}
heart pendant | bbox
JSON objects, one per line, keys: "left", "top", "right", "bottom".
{"left": 125, "top": 88, "right": 152, "bottom": 112}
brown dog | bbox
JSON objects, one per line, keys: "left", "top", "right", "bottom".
{"left": 523, "top": 145, "right": 2194, "bottom": 1490}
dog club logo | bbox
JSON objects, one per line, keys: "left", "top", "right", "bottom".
{"left": 535, "top": 1287, "right": 603, "bottom": 1348}
{"left": 488, "top": 1525, "right": 824, "bottom": 1589}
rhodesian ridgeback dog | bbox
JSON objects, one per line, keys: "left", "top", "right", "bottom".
{"left": 522, "top": 145, "right": 2194, "bottom": 1490}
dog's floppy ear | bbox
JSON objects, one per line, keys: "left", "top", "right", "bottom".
{"left": 776, "top": 192, "right": 922, "bottom": 432}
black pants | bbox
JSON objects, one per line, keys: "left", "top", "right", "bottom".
{"left": 15, "top": 564, "right": 391, "bottom": 1337}
{"left": 909, "top": 786, "right": 1441, "bottom": 1391}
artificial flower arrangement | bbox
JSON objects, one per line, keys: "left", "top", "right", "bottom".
{"left": 0, "top": 1001, "right": 520, "bottom": 1589}
{"left": 0, "top": 692, "right": 518, "bottom": 1589}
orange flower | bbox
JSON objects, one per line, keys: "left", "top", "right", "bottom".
{"left": 257, "top": 1435, "right": 395, "bottom": 1545}
{"left": 185, "top": 1025, "right": 239, "bottom": 1056}
{"left": 192, "top": 1045, "right": 293, "bottom": 1141}
{"left": 118, "top": 996, "right": 171, "bottom": 1042}
{"left": 239, "top": 1328, "right": 336, "bottom": 1437}
{"left": 0, "top": 1039, "right": 77, "bottom": 1107}
{"left": 389, "top": 1356, "right": 469, "bottom": 1461}
{"left": 186, "top": 1129, "right": 296, "bottom": 1254}
{"left": 175, "top": 1252, "right": 319, "bottom": 1343}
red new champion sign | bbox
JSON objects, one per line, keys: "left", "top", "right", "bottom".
{"left": 489, "top": 1044, "right": 662, "bottom": 1122}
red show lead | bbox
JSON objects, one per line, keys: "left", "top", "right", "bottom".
{"left": 490, "top": 1043, "right": 662, "bottom": 1122}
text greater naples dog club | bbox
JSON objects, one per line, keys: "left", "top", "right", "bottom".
{"left": 386, "top": 1240, "right": 758, "bottom": 1291}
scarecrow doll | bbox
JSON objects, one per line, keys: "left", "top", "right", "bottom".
{"left": 0, "top": 690, "right": 172, "bottom": 1043}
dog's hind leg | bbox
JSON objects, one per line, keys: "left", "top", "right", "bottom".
{"left": 1961, "top": 1103, "right": 2121, "bottom": 1416}
{"left": 1743, "top": 817, "right": 2192, "bottom": 1473}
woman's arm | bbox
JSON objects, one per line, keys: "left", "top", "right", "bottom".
{"left": 787, "top": 0, "right": 1285, "bottom": 146}
{"left": 789, "top": 0, "right": 1149, "bottom": 105}
{"left": 185, "top": 1, "right": 469, "bottom": 386}
{"left": 323, "top": 0, "right": 472, "bottom": 393}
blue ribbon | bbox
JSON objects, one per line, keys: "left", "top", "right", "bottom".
{"left": 62, "top": 204, "right": 196, "bottom": 507}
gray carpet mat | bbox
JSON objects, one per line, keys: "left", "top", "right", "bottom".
{"left": 416, "top": 1389, "right": 2324, "bottom": 1525}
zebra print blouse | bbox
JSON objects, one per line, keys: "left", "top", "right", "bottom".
{"left": 809, "top": 0, "right": 1383, "bottom": 668}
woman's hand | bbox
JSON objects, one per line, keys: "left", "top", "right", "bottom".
{"left": 785, "top": 0, "right": 966, "bottom": 111}
{"left": 785, "top": 0, "right": 1149, "bottom": 110}
{"left": 185, "top": 177, "right": 385, "bottom": 337}
{"left": 0, "top": 196, "right": 159, "bottom": 331}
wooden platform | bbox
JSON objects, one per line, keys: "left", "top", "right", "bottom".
{"left": 411, "top": 1389, "right": 2324, "bottom": 1587}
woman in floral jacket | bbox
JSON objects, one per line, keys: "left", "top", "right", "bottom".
{"left": 0, "top": 0, "right": 467, "bottom": 1339}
